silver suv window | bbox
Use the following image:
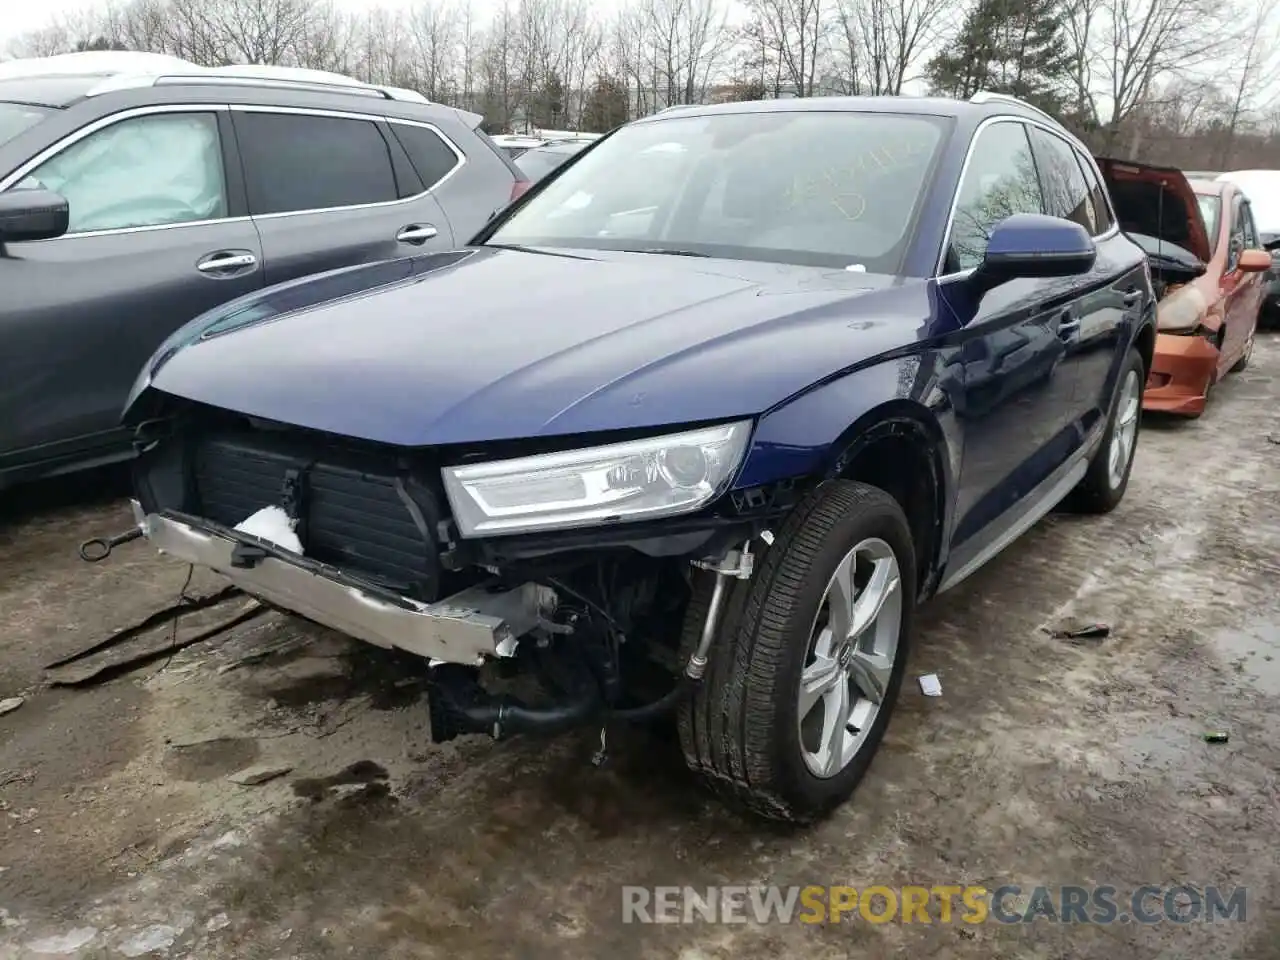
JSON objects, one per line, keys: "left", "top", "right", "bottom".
{"left": 16, "top": 111, "right": 226, "bottom": 233}
{"left": 234, "top": 111, "right": 399, "bottom": 215}
{"left": 0, "top": 102, "right": 50, "bottom": 147}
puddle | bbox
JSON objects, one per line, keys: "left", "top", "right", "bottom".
{"left": 1210, "top": 618, "right": 1280, "bottom": 696}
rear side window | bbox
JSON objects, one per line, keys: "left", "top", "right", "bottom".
{"left": 1241, "top": 200, "right": 1259, "bottom": 248}
{"left": 1074, "top": 150, "right": 1114, "bottom": 233}
{"left": 389, "top": 122, "right": 462, "bottom": 191}
{"left": 1028, "top": 128, "right": 1097, "bottom": 234}
{"left": 235, "top": 112, "right": 398, "bottom": 215}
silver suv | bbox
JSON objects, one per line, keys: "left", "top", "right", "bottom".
{"left": 0, "top": 53, "right": 526, "bottom": 489}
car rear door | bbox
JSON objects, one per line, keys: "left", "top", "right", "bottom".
{"left": 938, "top": 119, "right": 1085, "bottom": 562}
{"left": 230, "top": 106, "right": 455, "bottom": 286}
{"left": 0, "top": 105, "right": 263, "bottom": 468}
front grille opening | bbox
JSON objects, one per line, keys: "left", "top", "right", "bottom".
{"left": 192, "top": 430, "right": 445, "bottom": 602}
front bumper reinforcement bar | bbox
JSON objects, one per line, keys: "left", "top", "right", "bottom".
{"left": 136, "top": 505, "right": 549, "bottom": 666}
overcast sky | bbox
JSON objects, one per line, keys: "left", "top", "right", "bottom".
{"left": 0, "top": 0, "right": 479, "bottom": 49}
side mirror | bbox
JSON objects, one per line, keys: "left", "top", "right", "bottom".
{"left": 973, "top": 213, "right": 1096, "bottom": 293}
{"left": 0, "top": 188, "right": 69, "bottom": 245}
{"left": 1238, "top": 248, "right": 1272, "bottom": 273}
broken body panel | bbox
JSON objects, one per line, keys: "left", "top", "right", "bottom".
{"left": 1095, "top": 158, "right": 1267, "bottom": 416}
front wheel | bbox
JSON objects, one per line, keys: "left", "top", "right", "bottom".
{"left": 1230, "top": 331, "right": 1254, "bottom": 373}
{"left": 678, "top": 480, "right": 916, "bottom": 823}
{"left": 1067, "top": 347, "right": 1144, "bottom": 514}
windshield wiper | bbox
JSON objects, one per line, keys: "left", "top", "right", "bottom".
{"left": 619, "top": 247, "right": 710, "bottom": 258}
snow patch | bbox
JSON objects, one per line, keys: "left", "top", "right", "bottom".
{"left": 25, "top": 927, "right": 99, "bottom": 954}
{"left": 118, "top": 924, "right": 180, "bottom": 957}
{"left": 234, "top": 506, "right": 303, "bottom": 555}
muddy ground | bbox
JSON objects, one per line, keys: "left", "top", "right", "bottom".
{"left": 2, "top": 338, "right": 1279, "bottom": 960}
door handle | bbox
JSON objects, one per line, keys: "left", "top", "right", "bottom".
{"left": 396, "top": 224, "right": 438, "bottom": 245}
{"left": 197, "top": 251, "right": 257, "bottom": 274}
{"left": 1122, "top": 289, "right": 1144, "bottom": 307}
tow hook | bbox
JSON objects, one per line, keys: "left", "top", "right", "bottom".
{"left": 78, "top": 525, "right": 144, "bottom": 563}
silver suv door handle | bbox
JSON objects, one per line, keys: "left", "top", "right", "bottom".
{"left": 396, "top": 224, "right": 438, "bottom": 244}
{"left": 197, "top": 251, "right": 257, "bottom": 273}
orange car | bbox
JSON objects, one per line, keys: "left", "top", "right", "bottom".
{"left": 1096, "top": 159, "right": 1271, "bottom": 417}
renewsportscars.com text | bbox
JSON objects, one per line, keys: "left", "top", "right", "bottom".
{"left": 621, "top": 884, "right": 1247, "bottom": 925}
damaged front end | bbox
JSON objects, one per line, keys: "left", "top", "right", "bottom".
{"left": 128, "top": 402, "right": 797, "bottom": 743}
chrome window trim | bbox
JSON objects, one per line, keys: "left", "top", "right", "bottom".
{"left": 0, "top": 103, "right": 239, "bottom": 240}
{"left": 0, "top": 102, "right": 468, "bottom": 241}
{"left": 229, "top": 104, "right": 466, "bottom": 220}
{"left": 934, "top": 114, "right": 1120, "bottom": 282}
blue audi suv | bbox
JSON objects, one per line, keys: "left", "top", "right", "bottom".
{"left": 120, "top": 91, "right": 1157, "bottom": 823}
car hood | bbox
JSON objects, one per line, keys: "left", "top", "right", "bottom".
{"left": 1094, "top": 156, "right": 1212, "bottom": 265}
{"left": 139, "top": 246, "right": 934, "bottom": 447}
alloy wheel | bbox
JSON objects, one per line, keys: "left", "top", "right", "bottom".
{"left": 1107, "top": 368, "right": 1140, "bottom": 489}
{"left": 798, "top": 537, "right": 903, "bottom": 778}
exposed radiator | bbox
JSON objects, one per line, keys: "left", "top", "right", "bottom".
{"left": 193, "top": 431, "right": 444, "bottom": 602}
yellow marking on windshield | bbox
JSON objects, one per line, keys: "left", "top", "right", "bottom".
{"left": 784, "top": 138, "right": 933, "bottom": 220}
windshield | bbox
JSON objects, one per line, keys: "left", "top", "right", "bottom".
{"left": 0, "top": 102, "right": 50, "bottom": 147}
{"left": 488, "top": 110, "right": 950, "bottom": 272}
{"left": 516, "top": 143, "right": 587, "bottom": 182}
{"left": 1219, "top": 172, "right": 1280, "bottom": 234}
{"left": 1195, "top": 193, "right": 1221, "bottom": 254}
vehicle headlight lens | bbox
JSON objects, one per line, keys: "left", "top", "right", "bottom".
{"left": 441, "top": 420, "right": 753, "bottom": 537}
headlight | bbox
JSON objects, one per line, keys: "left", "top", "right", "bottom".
{"left": 441, "top": 420, "right": 753, "bottom": 537}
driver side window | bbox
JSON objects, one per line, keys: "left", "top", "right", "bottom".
{"left": 15, "top": 111, "right": 227, "bottom": 235}
{"left": 946, "top": 121, "right": 1044, "bottom": 273}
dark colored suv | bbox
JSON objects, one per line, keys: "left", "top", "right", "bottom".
{"left": 124, "top": 91, "right": 1157, "bottom": 822}
{"left": 0, "top": 53, "right": 526, "bottom": 490}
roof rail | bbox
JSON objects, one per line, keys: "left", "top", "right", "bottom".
{"left": 968, "top": 90, "right": 1057, "bottom": 125}
{"left": 84, "top": 63, "right": 431, "bottom": 104}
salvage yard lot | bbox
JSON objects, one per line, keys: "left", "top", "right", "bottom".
{"left": 3, "top": 339, "right": 1280, "bottom": 960}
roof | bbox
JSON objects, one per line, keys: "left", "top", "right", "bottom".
{"left": 0, "top": 52, "right": 436, "bottom": 108}
{"left": 0, "top": 75, "right": 101, "bottom": 107}
{"left": 638, "top": 91, "right": 1062, "bottom": 129}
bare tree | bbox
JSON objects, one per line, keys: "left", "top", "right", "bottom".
{"left": 831, "top": 0, "right": 952, "bottom": 96}
{"left": 1215, "top": 0, "right": 1280, "bottom": 167}
{"left": 642, "top": 0, "right": 731, "bottom": 107}
{"left": 740, "top": 0, "right": 828, "bottom": 97}
{"left": 407, "top": 0, "right": 460, "bottom": 101}
{"left": 1087, "top": 0, "right": 1233, "bottom": 150}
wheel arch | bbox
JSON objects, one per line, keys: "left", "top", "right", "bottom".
{"left": 738, "top": 375, "right": 957, "bottom": 599}
{"left": 1134, "top": 318, "right": 1157, "bottom": 375}
{"left": 825, "top": 404, "right": 950, "bottom": 598}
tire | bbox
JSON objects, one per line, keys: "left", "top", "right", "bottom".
{"left": 677, "top": 480, "right": 917, "bottom": 823}
{"left": 1230, "top": 332, "right": 1253, "bottom": 373}
{"left": 1067, "top": 347, "right": 1144, "bottom": 514}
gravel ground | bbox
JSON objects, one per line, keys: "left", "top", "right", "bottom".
{"left": 1, "top": 335, "right": 1278, "bottom": 960}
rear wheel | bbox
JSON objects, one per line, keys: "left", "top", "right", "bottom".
{"left": 1067, "top": 347, "right": 1144, "bottom": 514}
{"left": 678, "top": 480, "right": 916, "bottom": 823}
